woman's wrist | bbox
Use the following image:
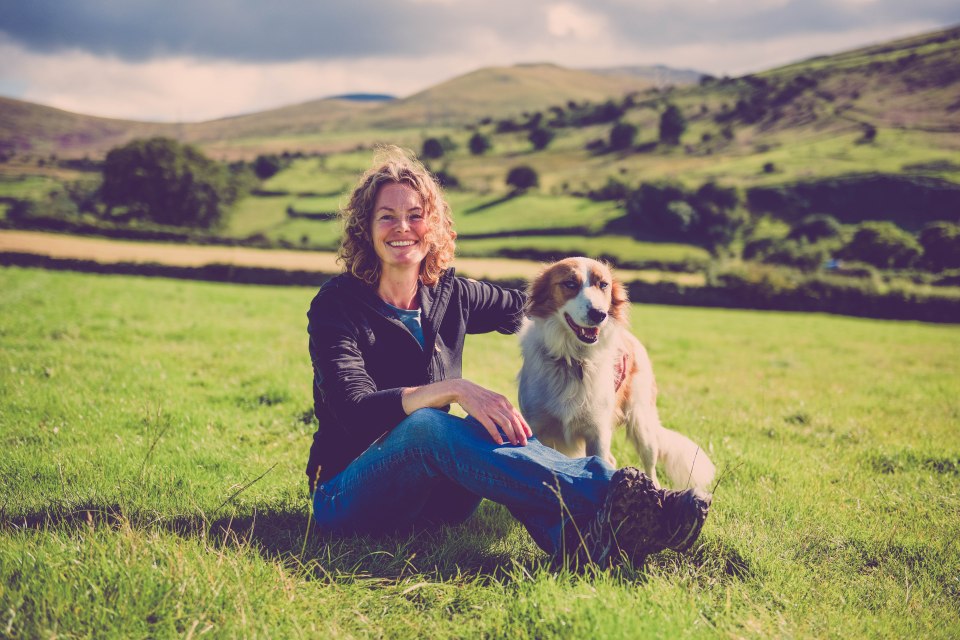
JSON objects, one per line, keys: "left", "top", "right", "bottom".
{"left": 401, "top": 378, "right": 464, "bottom": 414}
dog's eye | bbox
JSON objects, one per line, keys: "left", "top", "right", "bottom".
{"left": 561, "top": 280, "right": 579, "bottom": 290}
{"left": 597, "top": 281, "right": 609, "bottom": 290}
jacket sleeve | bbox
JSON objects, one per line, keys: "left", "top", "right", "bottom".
{"left": 461, "top": 277, "right": 527, "bottom": 335}
{"left": 308, "top": 311, "right": 408, "bottom": 442}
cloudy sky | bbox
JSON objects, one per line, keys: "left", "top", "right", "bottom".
{"left": 1, "top": 1, "right": 957, "bottom": 122}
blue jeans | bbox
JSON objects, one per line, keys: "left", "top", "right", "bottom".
{"left": 312, "top": 408, "right": 615, "bottom": 555}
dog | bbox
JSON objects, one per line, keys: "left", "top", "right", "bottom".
{"left": 518, "top": 257, "right": 715, "bottom": 490}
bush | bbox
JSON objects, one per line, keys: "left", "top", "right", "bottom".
{"left": 253, "top": 154, "right": 284, "bottom": 180}
{"left": 788, "top": 214, "right": 843, "bottom": 243}
{"left": 528, "top": 127, "right": 555, "bottom": 151}
{"left": 421, "top": 138, "right": 445, "bottom": 160}
{"left": 468, "top": 132, "right": 491, "bottom": 155}
{"left": 841, "top": 221, "right": 922, "bottom": 269}
{"left": 100, "top": 137, "right": 236, "bottom": 229}
{"left": 919, "top": 221, "right": 960, "bottom": 270}
{"left": 505, "top": 166, "right": 539, "bottom": 192}
{"left": 659, "top": 104, "right": 687, "bottom": 145}
{"left": 745, "top": 174, "right": 960, "bottom": 227}
{"left": 609, "top": 122, "right": 638, "bottom": 151}
{"left": 433, "top": 169, "right": 460, "bottom": 189}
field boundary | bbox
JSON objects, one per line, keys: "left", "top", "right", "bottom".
{"left": 5, "top": 249, "right": 959, "bottom": 323}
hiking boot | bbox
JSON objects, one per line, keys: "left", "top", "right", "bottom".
{"left": 564, "top": 467, "right": 712, "bottom": 567}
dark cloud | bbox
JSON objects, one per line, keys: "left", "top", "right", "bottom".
{"left": 1, "top": 0, "right": 957, "bottom": 62}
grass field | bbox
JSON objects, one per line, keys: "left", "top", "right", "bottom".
{"left": 2, "top": 267, "right": 958, "bottom": 638}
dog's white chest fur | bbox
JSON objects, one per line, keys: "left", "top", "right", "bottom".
{"left": 518, "top": 315, "right": 622, "bottom": 461}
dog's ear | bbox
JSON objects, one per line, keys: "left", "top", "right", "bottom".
{"left": 609, "top": 277, "right": 629, "bottom": 322}
{"left": 526, "top": 265, "right": 555, "bottom": 317}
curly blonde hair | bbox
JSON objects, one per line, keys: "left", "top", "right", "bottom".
{"left": 338, "top": 146, "right": 456, "bottom": 286}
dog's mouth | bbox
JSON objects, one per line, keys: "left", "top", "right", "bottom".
{"left": 564, "top": 313, "right": 600, "bottom": 344}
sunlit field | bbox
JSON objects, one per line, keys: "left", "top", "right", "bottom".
{"left": 2, "top": 267, "right": 958, "bottom": 638}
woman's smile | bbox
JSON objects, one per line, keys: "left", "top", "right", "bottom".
{"left": 372, "top": 182, "right": 429, "bottom": 271}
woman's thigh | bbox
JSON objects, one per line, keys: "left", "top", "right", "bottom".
{"left": 312, "top": 409, "right": 481, "bottom": 534}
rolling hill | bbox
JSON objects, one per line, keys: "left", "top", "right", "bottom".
{"left": 0, "top": 64, "right": 660, "bottom": 159}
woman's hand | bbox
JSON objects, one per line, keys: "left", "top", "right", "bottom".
{"left": 452, "top": 379, "right": 532, "bottom": 446}
{"left": 401, "top": 378, "right": 532, "bottom": 446}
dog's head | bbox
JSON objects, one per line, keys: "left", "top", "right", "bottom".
{"left": 527, "top": 257, "right": 628, "bottom": 345}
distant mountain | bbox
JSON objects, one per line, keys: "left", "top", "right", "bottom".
{"left": 329, "top": 93, "right": 396, "bottom": 102}
{"left": 359, "top": 63, "right": 657, "bottom": 128}
{"left": 585, "top": 64, "right": 705, "bottom": 87}
{"left": 2, "top": 25, "right": 958, "bottom": 159}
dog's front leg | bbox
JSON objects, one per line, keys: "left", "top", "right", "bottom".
{"left": 582, "top": 421, "right": 616, "bottom": 468}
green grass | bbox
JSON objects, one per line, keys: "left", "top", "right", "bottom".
{"left": 0, "top": 174, "right": 61, "bottom": 201}
{"left": 2, "top": 266, "right": 958, "bottom": 638}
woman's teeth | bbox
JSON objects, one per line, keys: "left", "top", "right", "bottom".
{"left": 388, "top": 240, "right": 416, "bottom": 247}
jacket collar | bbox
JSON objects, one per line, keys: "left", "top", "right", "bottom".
{"left": 333, "top": 268, "right": 456, "bottom": 346}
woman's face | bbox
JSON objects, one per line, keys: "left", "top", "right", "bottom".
{"left": 371, "top": 182, "right": 430, "bottom": 274}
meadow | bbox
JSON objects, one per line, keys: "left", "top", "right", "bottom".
{"left": 1, "top": 266, "right": 958, "bottom": 638}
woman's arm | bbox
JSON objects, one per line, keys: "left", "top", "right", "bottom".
{"left": 401, "top": 378, "right": 532, "bottom": 446}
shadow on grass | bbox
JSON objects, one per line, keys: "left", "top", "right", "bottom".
{"left": 462, "top": 192, "right": 521, "bottom": 214}
{"left": 0, "top": 500, "right": 546, "bottom": 582}
{"left": 2, "top": 500, "right": 751, "bottom": 584}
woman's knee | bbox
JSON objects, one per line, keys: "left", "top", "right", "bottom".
{"left": 395, "top": 408, "right": 463, "bottom": 444}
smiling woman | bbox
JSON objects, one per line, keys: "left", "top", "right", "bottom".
{"left": 303, "top": 146, "right": 711, "bottom": 567}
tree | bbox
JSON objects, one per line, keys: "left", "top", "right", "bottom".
{"left": 841, "top": 221, "right": 922, "bottom": 269}
{"left": 100, "top": 137, "right": 236, "bottom": 229}
{"left": 659, "top": 104, "right": 687, "bottom": 145}
{"left": 506, "top": 166, "right": 539, "bottom": 192}
{"left": 528, "top": 127, "right": 555, "bottom": 151}
{"left": 609, "top": 122, "right": 638, "bottom": 151}
{"left": 421, "top": 137, "right": 445, "bottom": 160}
{"left": 468, "top": 132, "right": 491, "bottom": 155}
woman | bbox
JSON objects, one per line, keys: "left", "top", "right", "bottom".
{"left": 306, "top": 147, "right": 710, "bottom": 565}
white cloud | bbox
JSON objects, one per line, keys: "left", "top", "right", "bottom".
{"left": 546, "top": 3, "right": 607, "bottom": 40}
{"left": 0, "top": 18, "right": 945, "bottom": 121}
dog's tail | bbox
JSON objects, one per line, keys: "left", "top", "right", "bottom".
{"left": 658, "top": 427, "right": 716, "bottom": 490}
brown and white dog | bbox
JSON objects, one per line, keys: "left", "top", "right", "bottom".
{"left": 518, "top": 257, "right": 715, "bottom": 490}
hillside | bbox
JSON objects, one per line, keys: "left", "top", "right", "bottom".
{"left": 358, "top": 63, "right": 656, "bottom": 128}
{"left": 0, "top": 64, "right": 658, "bottom": 159}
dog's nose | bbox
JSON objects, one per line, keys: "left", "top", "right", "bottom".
{"left": 588, "top": 307, "right": 607, "bottom": 324}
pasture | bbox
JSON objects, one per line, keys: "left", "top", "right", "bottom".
{"left": 1, "top": 267, "right": 958, "bottom": 638}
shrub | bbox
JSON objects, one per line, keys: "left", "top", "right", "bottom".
{"left": 421, "top": 138, "right": 445, "bottom": 160}
{"left": 505, "top": 166, "right": 539, "bottom": 192}
{"left": 918, "top": 221, "right": 960, "bottom": 270}
{"left": 609, "top": 122, "right": 638, "bottom": 151}
{"left": 468, "top": 132, "right": 491, "bottom": 155}
{"left": 659, "top": 104, "right": 687, "bottom": 145}
{"left": 433, "top": 169, "right": 460, "bottom": 189}
{"left": 252, "top": 154, "right": 284, "bottom": 180}
{"left": 841, "top": 221, "right": 922, "bottom": 269}
{"left": 788, "top": 214, "right": 843, "bottom": 243}
{"left": 528, "top": 127, "right": 555, "bottom": 151}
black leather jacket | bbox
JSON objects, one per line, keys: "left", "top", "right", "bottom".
{"left": 306, "top": 269, "right": 525, "bottom": 485}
